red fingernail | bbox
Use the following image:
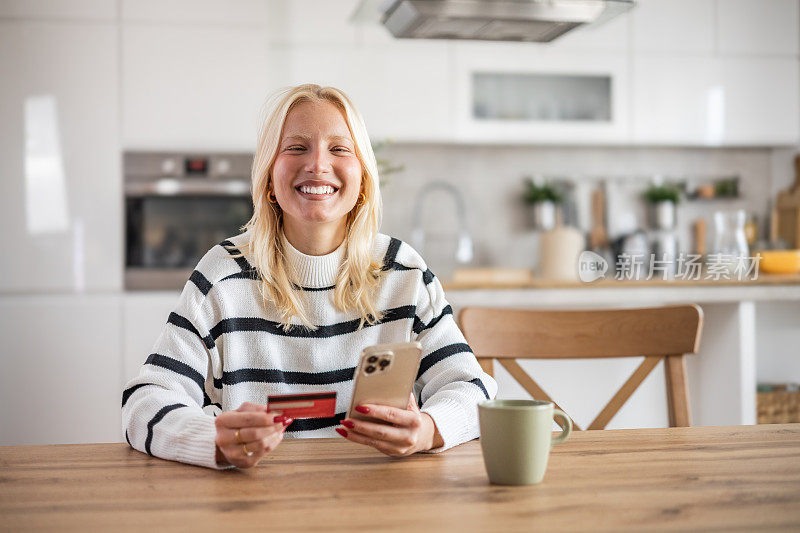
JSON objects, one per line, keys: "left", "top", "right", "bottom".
{"left": 335, "top": 428, "right": 348, "bottom": 438}
{"left": 283, "top": 417, "right": 293, "bottom": 426}
{"left": 341, "top": 419, "right": 354, "bottom": 429}
{"left": 273, "top": 415, "right": 285, "bottom": 423}
{"left": 355, "top": 406, "right": 369, "bottom": 414}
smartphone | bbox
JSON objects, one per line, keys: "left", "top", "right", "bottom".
{"left": 346, "top": 341, "right": 423, "bottom": 424}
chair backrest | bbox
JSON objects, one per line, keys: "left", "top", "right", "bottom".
{"left": 458, "top": 305, "right": 703, "bottom": 430}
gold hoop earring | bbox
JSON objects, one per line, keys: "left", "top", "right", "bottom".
{"left": 358, "top": 192, "right": 366, "bottom": 205}
{"left": 267, "top": 190, "right": 278, "bottom": 204}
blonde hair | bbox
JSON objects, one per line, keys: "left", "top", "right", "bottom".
{"left": 228, "top": 84, "right": 385, "bottom": 331}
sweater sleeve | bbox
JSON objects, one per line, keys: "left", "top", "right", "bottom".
{"left": 413, "top": 273, "right": 498, "bottom": 453}
{"left": 121, "top": 278, "right": 232, "bottom": 470}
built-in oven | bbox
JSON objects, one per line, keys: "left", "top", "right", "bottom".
{"left": 124, "top": 152, "right": 254, "bottom": 290}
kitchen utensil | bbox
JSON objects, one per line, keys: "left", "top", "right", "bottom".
{"left": 588, "top": 187, "right": 614, "bottom": 268}
{"left": 693, "top": 219, "right": 707, "bottom": 256}
{"left": 610, "top": 230, "right": 649, "bottom": 279}
{"left": 758, "top": 250, "right": 800, "bottom": 274}
{"left": 589, "top": 188, "right": 608, "bottom": 250}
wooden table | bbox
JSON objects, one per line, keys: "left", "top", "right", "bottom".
{"left": 2, "top": 425, "right": 799, "bottom": 531}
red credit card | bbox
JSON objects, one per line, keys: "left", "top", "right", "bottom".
{"left": 267, "top": 392, "right": 336, "bottom": 419}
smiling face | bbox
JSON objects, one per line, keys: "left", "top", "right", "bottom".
{"left": 271, "top": 99, "right": 363, "bottom": 239}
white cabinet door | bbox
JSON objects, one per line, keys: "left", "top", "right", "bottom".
{"left": 286, "top": 42, "right": 453, "bottom": 142}
{"left": 717, "top": 0, "right": 800, "bottom": 56}
{"left": 452, "top": 42, "right": 630, "bottom": 144}
{"left": 0, "top": 20, "right": 122, "bottom": 293}
{"left": 719, "top": 57, "right": 800, "bottom": 145}
{"left": 633, "top": 55, "right": 800, "bottom": 145}
{"left": 546, "top": 7, "right": 631, "bottom": 53}
{"left": 267, "top": 0, "right": 361, "bottom": 46}
{"left": 632, "top": 55, "right": 719, "bottom": 144}
{"left": 121, "top": 0, "right": 271, "bottom": 27}
{"left": 0, "top": 0, "right": 115, "bottom": 20}
{"left": 121, "top": 23, "right": 277, "bottom": 151}
{"left": 0, "top": 295, "right": 123, "bottom": 445}
{"left": 122, "top": 292, "right": 181, "bottom": 388}
{"left": 631, "top": 0, "right": 716, "bottom": 54}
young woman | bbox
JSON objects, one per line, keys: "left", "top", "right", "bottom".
{"left": 121, "top": 84, "right": 497, "bottom": 469}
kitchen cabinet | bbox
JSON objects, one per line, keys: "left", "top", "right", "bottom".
{"left": 0, "top": 295, "right": 123, "bottom": 445}
{"left": 544, "top": 8, "right": 630, "bottom": 53}
{"left": 717, "top": 0, "right": 799, "bottom": 56}
{"left": 631, "top": 0, "right": 716, "bottom": 54}
{"left": 452, "top": 42, "right": 630, "bottom": 144}
{"left": 0, "top": 19, "right": 122, "bottom": 293}
{"left": 266, "top": 0, "right": 362, "bottom": 46}
{"left": 632, "top": 55, "right": 800, "bottom": 145}
{"left": 0, "top": 0, "right": 116, "bottom": 20}
{"left": 121, "top": 23, "right": 276, "bottom": 151}
{"left": 122, "top": 292, "right": 181, "bottom": 388}
{"left": 121, "top": 0, "right": 271, "bottom": 27}
{"left": 285, "top": 42, "right": 453, "bottom": 142}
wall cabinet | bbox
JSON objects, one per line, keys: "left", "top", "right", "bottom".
{"left": 116, "top": 0, "right": 799, "bottom": 147}
{"left": 0, "top": 19, "right": 122, "bottom": 293}
{"left": 631, "top": 0, "right": 716, "bottom": 54}
{"left": 717, "top": 0, "right": 799, "bottom": 56}
{"left": 121, "top": 23, "right": 275, "bottom": 151}
{"left": 285, "top": 41, "right": 453, "bottom": 142}
{"left": 633, "top": 55, "right": 799, "bottom": 145}
{"left": 452, "top": 42, "right": 630, "bottom": 144}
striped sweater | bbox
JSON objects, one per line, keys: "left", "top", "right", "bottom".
{"left": 121, "top": 231, "right": 497, "bottom": 469}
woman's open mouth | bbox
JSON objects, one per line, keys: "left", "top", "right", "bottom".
{"left": 295, "top": 184, "right": 339, "bottom": 200}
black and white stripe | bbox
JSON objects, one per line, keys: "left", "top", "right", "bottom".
{"left": 121, "top": 232, "right": 497, "bottom": 469}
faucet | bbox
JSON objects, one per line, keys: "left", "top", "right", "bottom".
{"left": 411, "top": 181, "right": 473, "bottom": 264}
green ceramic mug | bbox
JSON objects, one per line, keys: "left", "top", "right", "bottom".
{"left": 478, "top": 399, "right": 572, "bottom": 485}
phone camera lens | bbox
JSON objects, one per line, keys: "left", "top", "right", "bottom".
{"left": 365, "top": 365, "right": 376, "bottom": 373}
{"left": 379, "top": 359, "right": 390, "bottom": 368}
{"left": 367, "top": 356, "right": 378, "bottom": 363}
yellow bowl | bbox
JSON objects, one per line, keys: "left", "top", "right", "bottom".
{"left": 758, "top": 250, "right": 800, "bottom": 274}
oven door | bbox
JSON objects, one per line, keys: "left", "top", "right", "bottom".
{"left": 125, "top": 194, "right": 253, "bottom": 290}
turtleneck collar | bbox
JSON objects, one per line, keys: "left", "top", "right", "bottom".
{"left": 281, "top": 231, "right": 345, "bottom": 289}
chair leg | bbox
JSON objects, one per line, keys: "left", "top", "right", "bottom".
{"left": 665, "top": 355, "right": 691, "bottom": 427}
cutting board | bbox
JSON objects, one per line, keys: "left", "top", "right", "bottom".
{"left": 451, "top": 268, "right": 534, "bottom": 285}
{"left": 776, "top": 155, "right": 800, "bottom": 248}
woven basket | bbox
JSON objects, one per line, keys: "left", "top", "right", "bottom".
{"left": 757, "top": 388, "right": 800, "bottom": 424}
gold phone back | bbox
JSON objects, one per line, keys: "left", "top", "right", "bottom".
{"left": 347, "top": 341, "right": 422, "bottom": 422}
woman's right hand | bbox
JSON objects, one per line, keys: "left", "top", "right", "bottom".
{"left": 214, "top": 401, "right": 293, "bottom": 468}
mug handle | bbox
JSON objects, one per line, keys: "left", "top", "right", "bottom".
{"left": 551, "top": 408, "right": 572, "bottom": 445}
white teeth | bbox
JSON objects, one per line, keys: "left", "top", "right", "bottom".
{"left": 299, "top": 185, "right": 335, "bottom": 195}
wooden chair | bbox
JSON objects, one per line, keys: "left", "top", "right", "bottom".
{"left": 459, "top": 305, "right": 703, "bottom": 430}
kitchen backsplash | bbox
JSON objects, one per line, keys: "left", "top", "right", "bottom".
{"left": 377, "top": 144, "right": 778, "bottom": 278}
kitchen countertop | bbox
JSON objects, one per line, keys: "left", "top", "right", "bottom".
{"left": 441, "top": 273, "right": 800, "bottom": 291}
{"left": 441, "top": 273, "right": 800, "bottom": 307}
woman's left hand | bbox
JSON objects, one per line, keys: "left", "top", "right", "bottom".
{"left": 336, "top": 393, "right": 443, "bottom": 456}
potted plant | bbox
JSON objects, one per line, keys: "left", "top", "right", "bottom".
{"left": 523, "top": 178, "right": 563, "bottom": 230}
{"left": 643, "top": 183, "right": 681, "bottom": 230}
{"left": 372, "top": 140, "right": 405, "bottom": 188}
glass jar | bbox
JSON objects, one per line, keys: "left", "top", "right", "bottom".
{"left": 711, "top": 210, "right": 749, "bottom": 273}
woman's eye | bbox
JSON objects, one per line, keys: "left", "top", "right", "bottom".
{"left": 285, "top": 145, "right": 305, "bottom": 151}
{"left": 332, "top": 147, "right": 350, "bottom": 152}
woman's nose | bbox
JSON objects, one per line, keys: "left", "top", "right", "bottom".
{"left": 303, "top": 147, "right": 332, "bottom": 175}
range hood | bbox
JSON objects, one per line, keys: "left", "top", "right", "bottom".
{"left": 353, "top": 0, "right": 635, "bottom": 43}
